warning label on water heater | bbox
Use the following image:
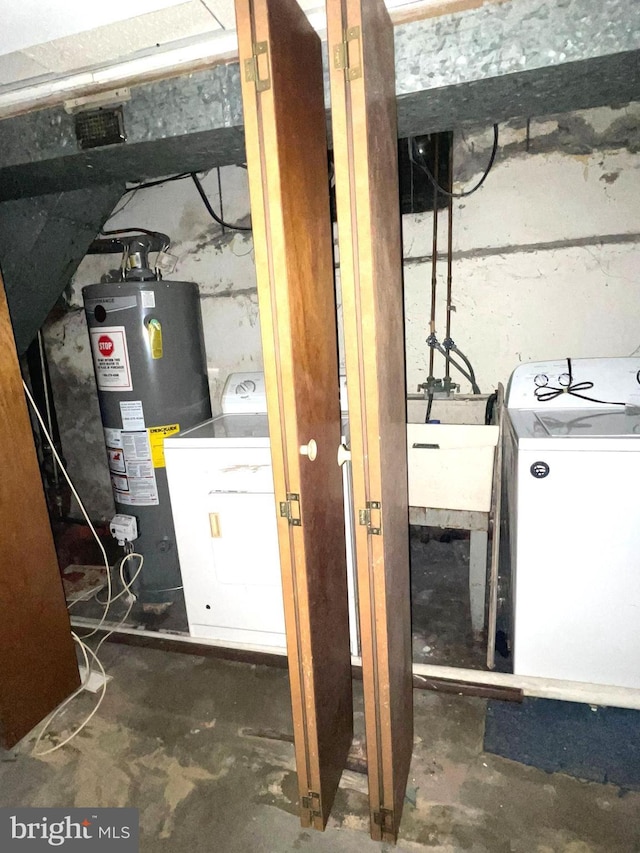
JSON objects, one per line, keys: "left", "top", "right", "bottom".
{"left": 104, "top": 427, "right": 159, "bottom": 506}
{"left": 90, "top": 325, "right": 133, "bottom": 392}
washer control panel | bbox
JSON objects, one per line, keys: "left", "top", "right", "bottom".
{"left": 221, "top": 372, "right": 268, "bottom": 414}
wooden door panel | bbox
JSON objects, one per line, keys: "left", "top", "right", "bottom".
{"left": 328, "top": 0, "right": 413, "bottom": 842}
{"left": 235, "top": 0, "right": 353, "bottom": 830}
{"left": 0, "top": 272, "right": 80, "bottom": 748}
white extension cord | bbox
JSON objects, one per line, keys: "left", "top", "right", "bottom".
{"left": 22, "top": 378, "right": 144, "bottom": 756}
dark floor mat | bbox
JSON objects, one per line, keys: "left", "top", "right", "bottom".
{"left": 484, "top": 696, "right": 640, "bottom": 790}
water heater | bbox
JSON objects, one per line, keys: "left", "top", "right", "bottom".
{"left": 83, "top": 237, "right": 211, "bottom": 605}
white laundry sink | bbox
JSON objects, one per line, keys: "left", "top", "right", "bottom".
{"left": 407, "top": 422, "right": 499, "bottom": 513}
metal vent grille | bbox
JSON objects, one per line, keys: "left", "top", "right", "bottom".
{"left": 75, "top": 107, "right": 125, "bottom": 150}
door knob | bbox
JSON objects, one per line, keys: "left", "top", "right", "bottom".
{"left": 299, "top": 439, "right": 318, "bottom": 461}
{"left": 337, "top": 444, "right": 351, "bottom": 467}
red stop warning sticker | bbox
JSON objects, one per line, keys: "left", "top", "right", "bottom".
{"left": 89, "top": 326, "right": 133, "bottom": 391}
{"left": 98, "top": 335, "right": 115, "bottom": 357}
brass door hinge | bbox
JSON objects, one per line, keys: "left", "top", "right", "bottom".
{"left": 301, "top": 790, "right": 321, "bottom": 819}
{"left": 374, "top": 808, "right": 395, "bottom": 834}
{"left": 244, "top": 41, "right": 271, "bottom": 92}
{"left": 359, "top": 500, "right": 382, "bottom": 535}
{"left": 280, "top": 493, "right": 301, "bottom": 526}
{"left": 332, "top": 25, "right": 362, "bottom": 81}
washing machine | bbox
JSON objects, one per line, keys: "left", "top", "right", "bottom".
{"left": 505, "top": 357, "right": 640, "bottom": 688}
{"left": 164, "top": 372, "right": 359, "bottom": 655}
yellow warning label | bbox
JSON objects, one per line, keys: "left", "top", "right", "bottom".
{"left": 148, "top": 423, "right": 180, "bottom": 468}
{"left": 147, "top": 318, "right": 163, "bottom": 359}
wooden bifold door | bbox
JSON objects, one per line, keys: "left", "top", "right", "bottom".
{"left": 328, "top": 0, "right": 413, "bottom": 842}
{"left": 237, "top": 0, "right": 412, "bottom": 843}
{"left": 236, "top": 0, "right": 354, "bottom": 830}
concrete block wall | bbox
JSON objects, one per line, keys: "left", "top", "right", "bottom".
{"left": 43, "top": 102, "right": 640, "bottom": 518}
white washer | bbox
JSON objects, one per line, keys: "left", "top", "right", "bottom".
{"left": 505, "top": 357, "right": 640, "bottom": 688}
{"left": 164, "top": 372, "right": 359, "bottom": 655}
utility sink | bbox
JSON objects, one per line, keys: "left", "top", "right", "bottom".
{"left": 407, "top": 396, "right": 499, "bottom": 513}
{"left": 407, "top": 423, "right": 498, "bottom": 512}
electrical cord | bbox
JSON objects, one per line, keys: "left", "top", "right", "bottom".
{"left": 32, "top": 559, "right": 142, "bottom": 756}
{"left": 94, "top": 551, "right": 144, "bottom": 607}
{"left": 123, "top": 173, "right": 193, "bottom": 194}
{"left": 22, "top": 379, "right": 113, "bottom": 632}
{"left": 107, "top": 168, "right": 253, "bottom": 236}
{"left": 33, "top": 633, "right": 107, "bottom": 757}
{"left": 92, "top": 565, "right": 141, "bottom": 658}
{"left": 408, "top": 124, "right": 499, "bottom": 199}
{"left": 23, "top": 379, "right": 146, "bottom": 756}
{"left": 109, "top": 172, "right": 196, "bottom": 217}
{"left": 121, "top": 170, "right": 253, "bottom": 231}
{"left": 103, "top": 169, "right": 253, "bottom": 245}
{"left": 534, "top": 357, "right": 627, "bottom": 405}
{"left": 34, "top": 570, "right": 142, "bottom": 757}
{"left": 98, "top": 228, "right": 170, "bottom": 253}
{"left": 190, "top": 173, "right": 252, "bottom": 231}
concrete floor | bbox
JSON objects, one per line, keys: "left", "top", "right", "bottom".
{"left": 70, "top": 530, "right": 489, "bottom": 671}
{"left": 411, "top": 533, "right": 486, "bottom": 671}
{"left": 2, "top": 645, "right": 640, "bottom": 852}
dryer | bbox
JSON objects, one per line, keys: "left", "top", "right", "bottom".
{"left": 164, "top": 372, "right": 359, "bottom": 655}
{"left": 505, "top": 357, "right": 640, "bottom": 688}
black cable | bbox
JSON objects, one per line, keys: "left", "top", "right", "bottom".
{"left": 122, "top": 173, "right": 193, "bottom": 194}
{"left": 485, "top": 391, "right": 498, "bottom": 425}
{"left": 97, "top": 228, "right": 170, "bottom": 254}
{"left": 534, "top": 357, "right": 627, "bottom": 406}
{"left": 425, "top": 392, "right": 434, "bottom": 424}
{"left": 190, "top": 173, "right": 252, "bottom": 232}
{"left": 100, "top": 228, "right": 169, "bottom": 241}
{"left": 119, "top": 170, "right": 253, "bottom": 231}
{"left": 409, "top": 125, "right": 499, "bottom": 199}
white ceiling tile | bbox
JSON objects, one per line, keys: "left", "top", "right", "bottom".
{"left": 199, "top": 0, "right": 323, "bottom": 29}
{"left": 23, "top": 2, "right": 221, "bottom": 75}
{"left": 198, "top": 0, "right": 237, "bottom": 29}
{"left": 0, "top": 0, "right": 444, "bottom": 98}
{"left": 0, "top": 51, "right": 50, "bottom": 87}
{"left": 0, "top": 0, "right": 193, "bottom": 57}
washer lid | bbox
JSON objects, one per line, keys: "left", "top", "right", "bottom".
{"left": 511, "top": 408, "right": 640, "bottom": 439}
{"left": 506, "top": 357, "right": 640, "bottom": 410}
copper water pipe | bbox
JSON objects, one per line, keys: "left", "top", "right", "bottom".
{"left": 428, "top": 134, "right": 439, "bottom": 379}
{"left": 445, "top": 135, "right": 454, "bottom": 382}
